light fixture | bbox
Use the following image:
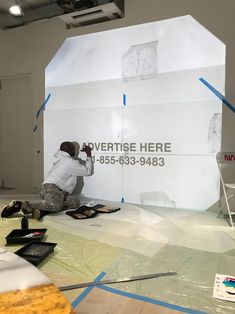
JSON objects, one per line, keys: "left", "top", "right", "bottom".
{"left": 9, "top": 5, "right": 23, "bottom": 16}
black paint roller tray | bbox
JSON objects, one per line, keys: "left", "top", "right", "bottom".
{"left": 15, "top": 241, "right": 57, "bottom": 266}
{"left": 5, "top": 228, "right": 47, "bottom": 244}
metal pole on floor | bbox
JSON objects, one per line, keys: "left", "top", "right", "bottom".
{"left": 59, "top": 271, "right": 177, "bottom": 291}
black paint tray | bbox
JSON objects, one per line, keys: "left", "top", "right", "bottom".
{"left": 15, "top": 241, "right": 57, "bottom": 266}
{"left": 5, "top": 228, "right": 47, "bottom": 244}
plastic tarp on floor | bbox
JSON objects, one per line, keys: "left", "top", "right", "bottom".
{"left": 1, "top": 200, "right": 235, "bottom": 313}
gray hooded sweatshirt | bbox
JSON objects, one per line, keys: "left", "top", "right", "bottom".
{"left": 43, "top": 150, "right": 93, "bottom": 194}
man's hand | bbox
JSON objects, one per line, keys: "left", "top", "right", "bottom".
{"left": 81, "top": 145, "right": 92, "bottom": 157}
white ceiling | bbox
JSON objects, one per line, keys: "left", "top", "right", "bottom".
{"left": 0, "top": 0, "right": 52, "bottom": 12}
{"left": 0, "top": 0, "right": 123, "bottom": 30}
{"left": 0, "top": 0, "right": 64, "bottom": 30}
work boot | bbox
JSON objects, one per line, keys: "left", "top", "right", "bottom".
{"left": 21, "top": 201, "right": 33, "bottom": 215}
{"left": 21, "top": 201, "right": 45, "bottom": 220}
{"left": 31, "top": 208, "right": 42, "bottom": 220}
{"left": 1, "top": 201, "right": 22, "bottom": 218}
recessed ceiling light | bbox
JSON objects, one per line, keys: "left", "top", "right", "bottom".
{"left": 9, "top": 5, "right": 23, "bottom": 16}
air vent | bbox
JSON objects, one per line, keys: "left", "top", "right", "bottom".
{"left": 58, "top": 2, "right": 124, "bottom": 28}
{"left": 72, "top": 10, "right": 104, "bottom": 19}
{"left": 77, "top": 16, "right": 111, "bottom": 26}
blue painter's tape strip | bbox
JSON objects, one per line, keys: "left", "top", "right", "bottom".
{"left": 123, "top": 93, "right": 126, "bottom": 106}
{"left": 71, "top": 271, "right": 106, "bottom": 308}
{"left": 199, "top": 77, "right": 235, "bottom": 114}
{"left": 97, "top": 285, "right": 206, "bottom": 314}
{"left": 36, "top": 93, "right": 51, "bottom": 119}
{"left": 33, "top": 93, "right": 51, "bottom": 132}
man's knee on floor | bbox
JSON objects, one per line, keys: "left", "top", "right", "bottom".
{"left": 45, "top": 201, "right": 63, "bottom": 212}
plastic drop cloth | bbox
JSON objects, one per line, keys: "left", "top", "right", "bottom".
{"left": 102, "top": 245, "right": 235, "bottom": 314}
{"left": 1, "top": 201, "right": 235, "bottom": 313}
{"left": 0, "top": 216, "right": 121, "bottom": 303}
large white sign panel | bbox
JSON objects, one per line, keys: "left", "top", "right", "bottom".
{"left": 45, "top": 15, "right": 225, "bottom": 210}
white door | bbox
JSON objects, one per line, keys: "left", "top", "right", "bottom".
{"left": 0, "top": 75, "right": 33, "bottom": 192}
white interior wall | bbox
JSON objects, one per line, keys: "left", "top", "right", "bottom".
{"left": 0, "top": 0, "right": 235, "bottom": 191}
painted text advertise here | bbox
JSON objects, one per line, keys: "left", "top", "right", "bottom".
{"left": 82, "top": 142, "right": 172, "bottom": 167}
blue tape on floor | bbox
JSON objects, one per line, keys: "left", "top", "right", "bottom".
{"left": 123, "top": 93, "right": 126, "bottom": 106}
{"left": 97, "top": 285, "right": 207, "bottom": 314}
{"left": 71, "top": 271, "right": 106, "bottom": 308}
{"left": 199, "top": 77, "right": 235, "bottom": 114}
{"left": 33, "top": 93, "right": 51, "bottom": 132}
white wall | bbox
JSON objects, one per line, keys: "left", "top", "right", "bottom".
{"left": 0, "top": 0, "right": 235, "bottom": 192}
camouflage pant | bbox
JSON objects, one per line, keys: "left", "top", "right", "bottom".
{"left": 27, "top": 183, "right": 80, "bottom": 213}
